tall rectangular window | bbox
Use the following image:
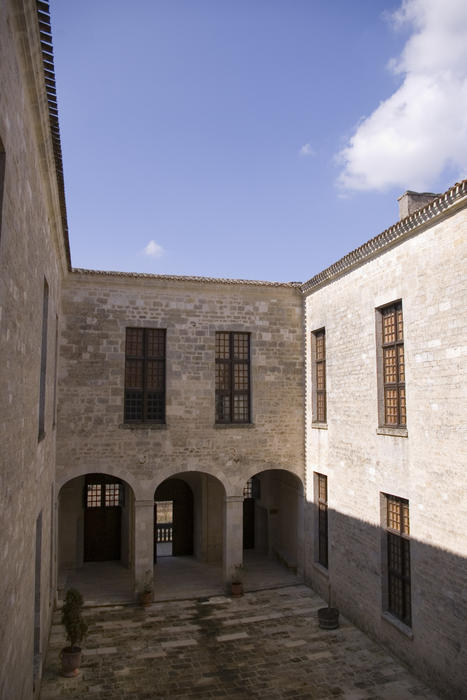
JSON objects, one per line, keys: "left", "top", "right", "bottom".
{"left": 215, "top": 332, "right": 250, "bottom": 423}
{"left": 312, "top": 328, "right": 326, "bottom": 423}
{"left": 124, "top": 328, "right": 165, "bottom": 422}
{"left": 52, "top": 314, "right": 59, "bottom": 428}
{"left": 316, "top": 473, "right": 328, "bottom": 568}
{"left": 381, "top": 303, "right": 406, "bottom": 427}
{"left": 0, "top": 137, "right": 5, "bottom": 242}
{"left": 38, "top": 278, "right": 49, "bottom": 440}
{"left": 385, "top": 494, "right": 411, "bottom": 626}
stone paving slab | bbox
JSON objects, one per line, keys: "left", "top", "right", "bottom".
{"left": 40, "top": 585, "right": 440, "bottom": 700}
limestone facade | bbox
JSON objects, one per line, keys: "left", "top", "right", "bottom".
{"left": 0, "top": 1, "right": 466, "bottom": 699}
{"left": 0, "top": 1, "right": 68, "bottom": 697}
{"left": 56, "top": 273, "right": 305, "bottom": 586}
{"left": 303, "top": 195, "right": 467, "bottom": 697}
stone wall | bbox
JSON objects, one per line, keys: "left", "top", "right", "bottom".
{"left": 0, "top": 1, "right": 68, "bottom": 697}
{"left": 56, "top": 273, "right": 305, "bottom": 585}
{"left": 303, "top": 205, "right": 467, "bottom": 698}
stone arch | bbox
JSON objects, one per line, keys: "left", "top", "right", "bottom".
{"left": 153, "top": 466, "right": 230, "bottom": 499}
{"left": 154, "top": 471, "right": 226, "bottom": 566}
{"left": 56, "top": 465, "right": 139, "bottom": 499}
{"left": 241, "top": 468, "right": 304, "bottom": 575}
{"left": 57, "top": 472, "right": 136, "bottom": 579}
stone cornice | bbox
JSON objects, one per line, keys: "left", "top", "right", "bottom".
{"left": 300, "top": 180, "right": 467, "bottom": 295}
{"left": 35, "top": 0, "right": 71, "bottom": 270}
{"left": 70, "top": 268, "right": 303, "bottom": 289}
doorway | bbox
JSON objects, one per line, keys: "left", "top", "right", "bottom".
{"left": 84, "top": 475, "right": 123, "bottom": 562}
{"left": 243, "top": 476, "right": 260, "bottom": 549}
{"left": 154, "top": 478, "right": 193, "bottom": 562}
{"left": 155, "top": 500, "right": 173, "bottom": 557}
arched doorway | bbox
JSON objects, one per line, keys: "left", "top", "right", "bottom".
{"left": 242, "top": 469, "right": 304, "bottom": 574}
{"left": 83, "top": 474, "right": 125, "bottom": 561}
{"left": 58, "top": 473, "right": 134, "bottom": 573}
{"left": 154, "top": 478, "right": 194, "bottom": 560}
{"left": 152, "top": 472, "right": 227, "bottom": 598}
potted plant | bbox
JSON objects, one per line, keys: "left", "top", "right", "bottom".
{"left": 318, "top": 583, "right": 339, "bottom": 629}
{"left": 231, "top": 565, "right": 244, "bottom": 597}
{"left": 139, "top": 569, "right": 153, "bottom": 607}
{"left": 60, "top": 588, "right": 88, "bottom": 677}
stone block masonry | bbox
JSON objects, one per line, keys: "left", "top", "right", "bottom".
{"left": 57, "top": 274, "right": 305, "bottom": 496}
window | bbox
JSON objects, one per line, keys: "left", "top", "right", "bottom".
{"left": 384, "top": 494, "right": 411, "bottom": 626}
{"left": 52, "top": 314, "right": 59, "bottom": 428}
{"left": 243, "top": 476, "right": 260, "bottom": 499}
{"left": 124, "top": 328, "right": 165, "bottom": 422}
{"left": 38, "top": 278, "right": 49, "bottom": 440}
{"left": 316, "top": 473, "right": 328, "bottom": 568}
{"left": 85, "top": 477, "right": 124, "bottom": 508}
{"left": 312, "top": 329, "right": 326, "bottom": 423}
{"left": 0, "top": 137, "right": 5, "bottom": 242}
{"left": 215, "top": 332, "right": 250, "bottom": 423}
{"left": 380, "top": 302, "right": 406, "bottom": 427}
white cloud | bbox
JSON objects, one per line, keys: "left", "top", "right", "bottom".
{"left": 143, "top": 240, "right": 164, "bottom": 258}
{"left": 337, "top": 0, "right": 467, "bottom": 192}
{"left": 300, "top": 143, "right": 315, "bottom": 157}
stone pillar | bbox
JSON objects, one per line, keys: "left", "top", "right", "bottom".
{"left": 134, "top": 499, "right": 154, "bottom": 595}
{"left": 223, "top": 495, "right": 243, "bottom": 584}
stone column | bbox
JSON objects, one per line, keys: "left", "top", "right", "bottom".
{"left": 134, "top": 499, "right": 154, "bottom": 595}
{"left": 223, "top": 495, "right": 243, "bottom": 584}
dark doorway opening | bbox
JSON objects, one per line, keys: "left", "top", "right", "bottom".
{"left": 154, "top": 479, "right": 193, "bottom": 562}
{"left": 84, "top": 475, "right": 123, "bottom": 562}
{"left": 243, "top": 476, "right": 260, "bottom": 549}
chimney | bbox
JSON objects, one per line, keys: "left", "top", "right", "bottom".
{"left": 397, "top": 191, "right": 440, "bottom": 220}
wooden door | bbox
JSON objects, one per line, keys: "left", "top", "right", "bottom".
{"left": 243, "top": 498, "right": 255, "bottom": 549}
{"left": 84, "top": 476, "right": 122, "bottom": 562}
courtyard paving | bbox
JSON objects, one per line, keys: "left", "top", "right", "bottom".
{"left": 40, "top": 584, "right": 440, "bottom": 700}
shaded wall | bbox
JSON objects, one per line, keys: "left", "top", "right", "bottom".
{"left": 303, "top": 206, "right": 467, "bottom": 699}
{"left": 0, "top": 1, "right": 68, "bottom": 697}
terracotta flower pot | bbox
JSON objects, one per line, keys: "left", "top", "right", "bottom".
{"left": 139, "top": 590, "right": 152, "bottom": 607}
{"left": 318, "top": 607, "right": 339, "bottom": 630}
{"left": 60, "top": 646, "right": 82, "bottom": 677}
{"left": 231, "top": 581, "right": 244, "bottom": 597}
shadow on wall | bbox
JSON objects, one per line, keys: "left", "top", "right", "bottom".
{"left": 304, "top": 501, "right": 467, "bottom": 700}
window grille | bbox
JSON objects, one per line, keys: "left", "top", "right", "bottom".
{"left": 317, "top": 473, "right": 328, "bottom": 568}
{"left": 313, "top": 329, "right": 326, "bottom": 422}
{"left": 243, "top": 477, "right": 260, "bottom": 499}
{"left": 386, "top": 494, "right": 411, "bottom": 626}
{"left": 215, "top": 332, "right": 250, "bottom": 423}
{"left": 85, "top": 477, "right": 123, "bottom": 508}
{"left": 38, "top": 278, "right": 49, "bottom": 440}
{"left": 381, "top": 304, "right": 405, "bottom": 427}
{"left": 125, "top": 328, "right": 165, "bottom": 422}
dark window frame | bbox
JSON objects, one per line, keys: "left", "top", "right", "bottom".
{"left": 84, "top": 475, "right": 124, "bottom": 509}
{"left": 312, "top": 328, "right": 326, "bottom": 423}
{"left": 38, "top": 277, "right": 49, "bottom": 441}
{"left": 243, "top": 476, "right": 260, "bottom": 500}
{"left": 0, "top": 138, "right": 5, "bottom": 243}
{"left": 124, "top": 327, "right": 166, "bottom": 423}
{"left": 317, "top": 473, "right": 328, "bottom": 568}
{"left": 215, "top": 331, "right": 251, "bottom": 424}
{"left": 385, "top": 494, "right": 411, "bottom": 626}
{"left": 380, "top": 302, "right": 406, "bottom": 428}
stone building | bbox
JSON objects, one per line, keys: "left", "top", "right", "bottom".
{"left": 0, "top": 1, "right": 465, "bottom": 699}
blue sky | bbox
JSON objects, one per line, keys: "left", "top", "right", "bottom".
{"left": 50, "top": 0, "right": 467, "bottom": 282}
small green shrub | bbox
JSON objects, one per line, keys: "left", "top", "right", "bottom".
{"left": 61, "top": 588, "right": 88, "bottom": 651}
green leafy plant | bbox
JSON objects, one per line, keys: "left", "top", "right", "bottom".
{"left": 61, "top": 588, "right": 88, "bottom": 651}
